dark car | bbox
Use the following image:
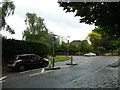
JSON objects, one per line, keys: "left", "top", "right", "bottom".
{"left": 7, "top": 54, "right": 48, "bottom": 71}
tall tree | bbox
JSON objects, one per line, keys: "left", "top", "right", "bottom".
{"left": 0, "top": 1, "right": 15, "bottom": 34}
{"left": 92, "top": 28, "right": 110, "bottom": 39}
{"left": 54, "top": 37, "right": 61, "bottom": 52}
{"left": 58, "top": 2, "right": 120, "bottom": 39}
{"left": 92, "top": 27, "right": 113, "bottom": 50}
{"left": 87, "top": 32, "right": 102, "bottom": 49}
{"left": 79, "top": 40, "right": 92, "bottom": 53}
{"left": 60, "top": 41, "right": 67, "bottom": 52}
{"left": 22, "top": 13, "right": 48, "bottom": 43}
{"left": 69, "top": 43, "right": 78, "bottom": 53}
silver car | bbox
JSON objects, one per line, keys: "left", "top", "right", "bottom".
{"left": 84, "top": 53, "right": 96, "bottom": 57}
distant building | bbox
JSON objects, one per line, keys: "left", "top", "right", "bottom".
{"left": 70, "top": 40, "right": 81, "bottom": 47}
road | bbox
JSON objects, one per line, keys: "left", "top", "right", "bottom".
{"left": 1, "top": 56, "right": 120, "bottom": 88}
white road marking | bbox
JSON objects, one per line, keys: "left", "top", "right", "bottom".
{"left": 20, "top": 70, "right": 33, "bottom": 74}
{"left": 41, "top": 68, "right": 45, "bottom": 73}
{"left": 94, "top": 67, "right": 103, "bottom": 73}
{"left": 20, "top": 68, "right": 44, "bottom": 74}
{"left": 0, "top": 76, "right": 7, "bottom": 81}
{"left": 29, "top": 70, "right": 52, "bottom": 77}
{"left": 0, "top": 80, "right": 6, "bottom": 83}
{"left": 29, "top": 73, "right": 40, "bottom": 76}
{"left": 29, "top": 63, "right": 82, "bottom": 77}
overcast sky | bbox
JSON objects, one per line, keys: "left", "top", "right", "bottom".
{"left": 1, "top": 0, "right": 95, "bottom": 42}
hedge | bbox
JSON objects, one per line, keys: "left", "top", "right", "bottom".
{"left": 2, "top": 39, "right": 50, "bottom": 57}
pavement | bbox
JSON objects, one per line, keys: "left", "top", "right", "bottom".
{"left": 108, "top": 60, "right": 120, "bottom": 67}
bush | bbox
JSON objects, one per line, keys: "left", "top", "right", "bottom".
{"left": 97, "top": 47, "right": 106, "bottom": 51}
{"left": 112, "top": 48, "right": 120, "bottom": 53}
{"left": 2, "top": 39, "right": 50, "bottom": 57}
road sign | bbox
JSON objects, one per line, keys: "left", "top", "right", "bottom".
{"left": 52, "top": 36, "right": 56, "bottom": 41}
{"left": 66, "top": 46, "right": 70, "bottom": 48}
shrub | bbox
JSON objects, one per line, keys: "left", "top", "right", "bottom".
{"left": 2, "top": 39, "right": 50, "bottom": 57}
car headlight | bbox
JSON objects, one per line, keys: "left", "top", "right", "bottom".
{"left": 12, "top": 63, "right": 16, "bottom": 67}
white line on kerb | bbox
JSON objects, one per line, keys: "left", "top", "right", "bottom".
{"left": 0, "top": 76, "right": 7, "bottom": 81}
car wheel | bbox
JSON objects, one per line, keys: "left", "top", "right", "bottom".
{"left": 18, "top": 65, "right": 25, "bottom": 71}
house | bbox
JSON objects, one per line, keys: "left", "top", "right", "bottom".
{"left": 70, "top": 40, "right": 81, "bottom": 47}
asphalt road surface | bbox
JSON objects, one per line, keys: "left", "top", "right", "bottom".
{"left": 1, "top": 56, "right": 119, "bottom": 88}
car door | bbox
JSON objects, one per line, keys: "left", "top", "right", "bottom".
{"left": 30, "top": 55, "right": 42, "bottom": 68}
{"left": 23, "top": 55, "right": 35, "bottom": 68}
{"left": 34, "top": 56, "right": 43, "bottom": 67}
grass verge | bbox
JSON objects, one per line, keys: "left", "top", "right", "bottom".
{"left": 49, "top": 56, "right": 70, "bottom": 62}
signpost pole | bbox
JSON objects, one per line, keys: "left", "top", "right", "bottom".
{"left": 67, "top": 40, "right": 69, "bottom": 56}
{"left": 52, "top": 40, "right": 54, "bottom": 67}
{"left": 45, "top": 34, "right": 61, "bottom": 70}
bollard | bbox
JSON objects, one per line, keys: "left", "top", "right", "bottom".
{"left": 48, "top": 58, "right": 52, "bottom": 68}
{"left": 71, "top": 56, "right": 73, "bottom": 64}
{"left": 45, "top": 57, "right": 61, "bottom": 70}
{"left": 66, "top": 56, "right": 77, "bottom": 65}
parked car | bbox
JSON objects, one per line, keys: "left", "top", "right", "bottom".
{"left": 84, "top": 53, "right": 96, "bottom": 57}
{"left": 7, "top": 54, "right": 48, "bottom": 71}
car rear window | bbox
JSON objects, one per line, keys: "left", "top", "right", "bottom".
{"left": 18, "top": 56, "right": 30, "bottom": 60}
{"left": 9, "top": 55, "right": 17, "bottom": 61}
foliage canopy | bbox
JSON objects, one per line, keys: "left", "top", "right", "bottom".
{"left": 23, "top": 13, "right": 49, "bottom": 43}
{"left": 87, "top": 32, "right": 102, "bottom": 49}
{"left": 0, "top": 1, "right": 15, "bottom": 34}
{"left": 58, "top": 2, "right": 120, "bottom": 39}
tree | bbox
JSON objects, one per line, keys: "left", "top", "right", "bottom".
{"left": 22, "top": 13, "right": 49, "bottom": 43}
{"left": 58, "top": 2, "right": 120, "bottom": 39}
{"left": 60, "top": 41, "right": 67, "bottom": 53}
{"left": 87, "top": 32, "right": 102, "bottom": 49}
{"left": 54, "top": 37, "right": 61, "bottom": 52}
{"left": 111, "top": 40, "right": 120, "bottom": 50}
{"left": 79, "top": 40, "right": 92, "bottom": 53}
{"left": 97, "top": 46, "right": 106, "bottom": 55}
{"left": 92, "top": 28, "right": 110, "bottom": 39}
{"left": 92, "top": 28, "right": 113, "bottom": 50}
{"left": 0, "top": 1, "right": 15, "bottom": 34}
{"left": 46, "top": 32, "right": 53, "bottom": 46}
{"left": 69, "top": 43, "right": 78, "bottom": 53}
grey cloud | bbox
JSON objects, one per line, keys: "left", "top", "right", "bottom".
{"left": 14, "top": 5, "right": 95, "bottom": 31}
